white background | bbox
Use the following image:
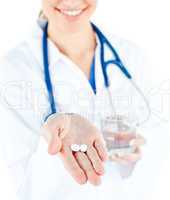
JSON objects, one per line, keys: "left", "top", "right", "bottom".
{"left": 0, "top": 0, "right": 170, "bottom": 199}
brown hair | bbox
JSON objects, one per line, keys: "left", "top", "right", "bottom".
{"left": 39, "top": 10, "right": 47, "bottom": 20}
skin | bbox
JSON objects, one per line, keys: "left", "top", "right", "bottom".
{"left": 41, "top": 113, "right": 108, "bottom": 185}
{"left": 41, "top": 0, "right": 146, "bottom": 185}
{"left": 42, "top": 0, "right": 97, "bottom": 78}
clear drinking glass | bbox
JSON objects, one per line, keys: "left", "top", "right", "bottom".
{"left": 101, "top": 114, "right": 137, "bottom": 178}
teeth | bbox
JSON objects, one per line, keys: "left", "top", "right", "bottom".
{"left": 60, "top": 9, "right": 83, "bottom": 16}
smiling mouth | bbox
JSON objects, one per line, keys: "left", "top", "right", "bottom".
{"left": 55, "top": 7, "right": 87, "bottom": 17}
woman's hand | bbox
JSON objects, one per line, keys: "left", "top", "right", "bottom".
{"left": 41, "top": 113, "right": 108, "bottom": 186}
{"left": 109, "top": 133, "right": 146, "bottom": 165}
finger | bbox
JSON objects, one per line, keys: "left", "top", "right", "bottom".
{"left": 106, "top": 136, "right": 115, "bottom": 141}
{"left": 48, "top": 125, "right": 70, "bottom": 155}
{"left": 94, "top": 139, "right": 108, "bottom": 161}
{"left": 117, "top": 147, "right": 142, "bottom": 163}
{"left": 60, "top": 149, "right": 87, "bottom": 185}
{"left": 75, "top": 152, "right": 101, "bottom": 186}
{"left": 109, "top": 154, "right": 129, "bottom": 165}
{"left": 130, "top": 135, "right": 146, "bottom": 147}
{"left": 116, "top": 132, "right": 135, "bottom": 140}
{"left": 86, "top": 147, "right": 105, "bottom": 175}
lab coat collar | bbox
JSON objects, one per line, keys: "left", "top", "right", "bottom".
{"left": 35, "top": 17, "right": 100, "bottom": 67}
{"left": 36, "top": 18, "right": 62, "bottom": 66}
{"left": 29, "top": 18, "right": 116, "bottom": 95}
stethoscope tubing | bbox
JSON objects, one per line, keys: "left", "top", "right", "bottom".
{"left": 43, "top": 22, "right": 151, "bottom": 126}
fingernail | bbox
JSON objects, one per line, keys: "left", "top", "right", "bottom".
{"left": 129, "top": 139, "right": 136, "bottom": 146}
{"left": 117, "top": 152, "right": 125, "bottom": 157}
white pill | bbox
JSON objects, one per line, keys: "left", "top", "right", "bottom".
{"left": 80, "top": 144, "right": 88, "bottom": 152}
{"left": 71, "top": 144, "right": 80, "bottom": 152}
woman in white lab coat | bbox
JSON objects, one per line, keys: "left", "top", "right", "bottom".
{"left": 0, "top": 0, "right": 149, "bottom": 200}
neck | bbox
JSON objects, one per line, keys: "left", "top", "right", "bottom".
{"left": 47, "top": 21, "right": 97, "bottom": 59}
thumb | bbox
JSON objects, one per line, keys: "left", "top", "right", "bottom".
{"left": 48, "top": 127, "right": 68, "bottom": 155}
{"left": 47, "top": 114, "right": 71, "bottom": 155}
{"left": 48, "top": 135, "right": 62, "bottom": 155}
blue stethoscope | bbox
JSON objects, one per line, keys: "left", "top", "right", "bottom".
{"left": 43, "top": 22, "right": 151, "bottom": 125}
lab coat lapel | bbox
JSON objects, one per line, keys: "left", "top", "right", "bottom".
{"left": 94, "top": 36, "right": 137, "bottom": 125}
{"left": 95, "top": 41, "right": 149, "bottom": 127}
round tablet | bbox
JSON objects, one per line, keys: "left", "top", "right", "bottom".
{"left": 70, "top": 144, "right": 80, "bottom": 152}
{"left": 80, "top": 144, "right": 88, "bottom": 152}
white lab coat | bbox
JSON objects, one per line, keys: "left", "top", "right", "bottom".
{"left": 0, "top": 19, "right": 156, "bottom": 200}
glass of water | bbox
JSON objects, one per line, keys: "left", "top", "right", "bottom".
{"left": 101, "top": 114, "right": 137, "bottom": 178}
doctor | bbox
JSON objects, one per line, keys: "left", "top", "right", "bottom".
{"left": 0, "top": 0, "right": 148, "bottom": 199}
